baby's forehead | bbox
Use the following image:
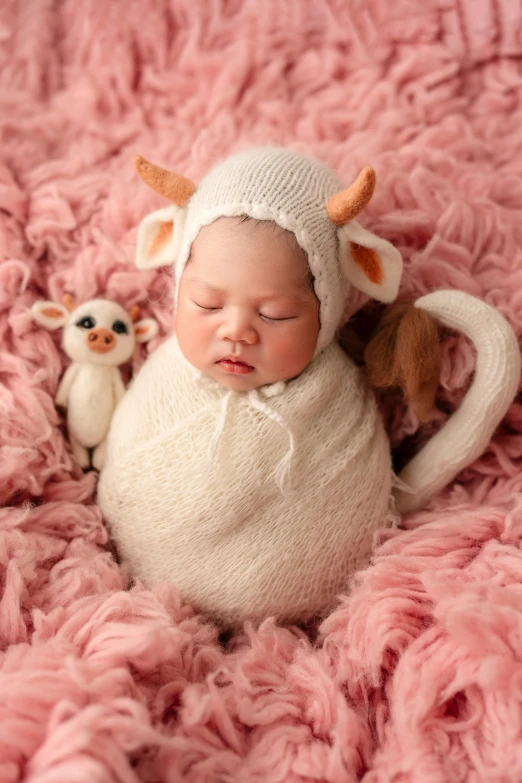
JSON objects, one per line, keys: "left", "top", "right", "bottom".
{"left": 195, "top": 215, "right": 299, "bottom": 246}
{"left": 192, "top": 215, "right": 310, "bottom": 270}
{"left": 186, "top": 216, "right": 316, "bottom": 298}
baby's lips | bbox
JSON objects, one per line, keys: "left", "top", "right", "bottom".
{"left": 217, "top": 358, "right": 255, "bottom": 374}
{"left": 218, "top": 356, "right": 254, "bottom": 368}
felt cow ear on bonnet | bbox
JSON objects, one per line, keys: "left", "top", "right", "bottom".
{"left": 97, "top": 147, "right": 521, "bottom": 628}
{"left": 32, "top": 295, "right": 158, "bottom": 470}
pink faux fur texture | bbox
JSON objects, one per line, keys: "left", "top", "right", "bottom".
{"left": 1, "top": 1, "right": 522, "bottom": 780}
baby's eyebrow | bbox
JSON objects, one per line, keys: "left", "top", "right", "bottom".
{"left": 184, "top": 277, "right": 221, "bottom": 293}
{"left": 261, "top": 291, "right": 316, "bottom": 306}
{"left": 184, "top": 276, "right": 312, "bottom": 305}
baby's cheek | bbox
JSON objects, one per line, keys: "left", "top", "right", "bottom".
{"left": 269, "top": 325, "right": 313, "bottom": 370}
{"left": 186, "top": 319, "right": 209, "bottom": 359}
{"left": 176, "top": 307, "right": 205, "bottom": 364}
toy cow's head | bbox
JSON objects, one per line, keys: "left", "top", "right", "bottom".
{"left": 32, "top": 295, "right": 158, "bottom": 366}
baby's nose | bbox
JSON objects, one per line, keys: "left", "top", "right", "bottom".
{"left": 86, "top": 327, "right": 116, "bottom": 354}
{"left": 219, "top": 312, "right": 257, "bottom": 344}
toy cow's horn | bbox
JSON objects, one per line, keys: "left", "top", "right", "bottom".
{"left": 62, "top": 293, "right": 76, "bottom": 312}
{"left": 134, "top": 155, "right": 196, "bottom": 206}
{"left": 327, "top": 166, "right": 376, "bottom": 225}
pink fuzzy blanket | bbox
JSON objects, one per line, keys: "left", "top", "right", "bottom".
{"left": 1, "top": 1, "right": 522, "bottom": 780}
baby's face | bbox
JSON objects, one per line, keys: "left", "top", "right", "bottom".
{"left": 176, "top": 217, "right": 320, "bottom": 391}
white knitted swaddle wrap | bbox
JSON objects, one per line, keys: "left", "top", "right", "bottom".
{"left": 98, "top": 336, "right": 393, "bottom": 625}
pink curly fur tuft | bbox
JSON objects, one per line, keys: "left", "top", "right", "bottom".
{"left": 1, "top": 0, "right": 522, "bottom": 780}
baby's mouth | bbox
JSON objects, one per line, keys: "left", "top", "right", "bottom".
{"left": 216, "top": 357, "right": 255, "bottom": 375}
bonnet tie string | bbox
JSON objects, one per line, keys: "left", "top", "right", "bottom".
{"left": 204, "top": 385, "right": 295, "bottom": 492}
{"left": 205, "top": 390, "right": 234, "bottom": 479}
{"left": 247, "top": 389, "right": 296, "bottom": 491}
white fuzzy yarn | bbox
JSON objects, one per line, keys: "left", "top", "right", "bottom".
{"left": 98, "top": 336, "right": 394, "bottom": 626}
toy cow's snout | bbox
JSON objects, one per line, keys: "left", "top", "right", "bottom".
{"left": 87, "top": 327, "right": 116, "bottom": 354}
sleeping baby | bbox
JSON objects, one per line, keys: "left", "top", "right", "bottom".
{"left": 97, "top": 147, "right": 520, "bottom": 627}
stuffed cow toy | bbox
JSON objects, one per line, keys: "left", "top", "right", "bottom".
{"left": 32, "top": 295, "right": 157, "bottom": 470}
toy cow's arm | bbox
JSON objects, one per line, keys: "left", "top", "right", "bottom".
{"left": 55, "top": 364, "right": 80, "bottom": 409}
{"left": 112, "top": 368, "right": 126, "bottom": 405}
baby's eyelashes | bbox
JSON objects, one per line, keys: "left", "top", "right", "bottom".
{"left": 193, "top": 301, "right": 222, "bottom": 311}
{"left": 260, "top": 314, "right": 297, "bottom": 322}
{"left": 192, "top": 300, "right": 297, "bottom": 322}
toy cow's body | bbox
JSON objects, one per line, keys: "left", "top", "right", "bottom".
{"left": 55, "top": 362, "right": 125, "bottom": 468}
{"left": 32, "top": 296, "right": 157, "bottom": 470}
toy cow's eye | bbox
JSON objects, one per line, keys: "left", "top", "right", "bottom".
{"left": 76, "top": 316, "right": 96, "bottom": 329}
{"left": 112, "top": 320, "right": 128, "bottom": 335}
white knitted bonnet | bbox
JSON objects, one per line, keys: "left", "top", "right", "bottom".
{"left": 134, "top": 147, "right": 403, "bottom": 353}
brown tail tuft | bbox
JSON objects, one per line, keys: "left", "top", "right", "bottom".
{"left": 364, "top": 303, "right": 441, "bottom": 421}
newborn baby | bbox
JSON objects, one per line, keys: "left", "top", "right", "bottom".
{"left": 97, "top": 147, "right": 520, "bottom": 627}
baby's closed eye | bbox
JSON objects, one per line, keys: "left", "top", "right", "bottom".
{"left": 192, "top": 299, "right": 297, "bottom": 321}
{"left": 193, "top": 301, "right": 222, "bottom": 311}
{"left": 260, "top": 313, "right": 297, "bottom": 322}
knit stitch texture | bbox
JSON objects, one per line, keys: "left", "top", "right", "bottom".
{"left": 98, "top": 337, "right": 394, "bottom": 625}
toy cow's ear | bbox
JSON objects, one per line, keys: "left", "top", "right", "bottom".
{"left": 135, "top": 204, "right": 187, "bottom": 270}
{"left": 337, "top": 220, "right": 403, "bottom": 303}
{"left": 134, "top": 318, "right": 159, "bottom": 343}
{"left": 31, "top": 301, "right": 70, "bottom": 330}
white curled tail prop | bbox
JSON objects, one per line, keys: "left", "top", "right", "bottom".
{"left": 395, "top": 290, "right": 521, "bottom": 514}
